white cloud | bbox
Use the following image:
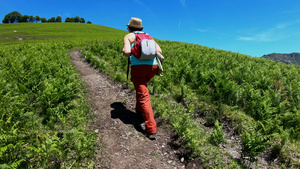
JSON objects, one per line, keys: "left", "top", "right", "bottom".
{"left": 239, "top": 31, "right": 285, "bottom": 42}
{"left": 238, "top": 36, "right": 254, "bottom": 41}
{"left": 238, "top": 19, "right": 300, "bottom": 42}
{"left": 178, "top": 18, "right": 181, "bottom": 30}
{"left": 276, "top": 19, "right": 300, "bottom": 29}
{"left": 196, "top": 28, "right": 207, "bottom": 32}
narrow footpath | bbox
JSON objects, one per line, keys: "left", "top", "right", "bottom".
{"left": 69, "top": 50, "right": 203, "bottom": 169}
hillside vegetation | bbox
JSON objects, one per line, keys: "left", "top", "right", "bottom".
{"left": 82, "top": 40, "right": 300, "bottom": 168}
{"left": 0, "top": 23, "right": 125, "bottom": 168}
{"left": 0, "top": 23, "right": 124, "bottom": 44}
{"left": 1, "top": 23, "right": 300, "bottom": 168}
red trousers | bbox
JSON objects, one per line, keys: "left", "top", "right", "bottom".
{"left": 131, "top": 65, "right": 158, "bottom": 134}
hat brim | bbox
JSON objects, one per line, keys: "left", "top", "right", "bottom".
{"left": 126, "top": 24, "right": 144, "bottom": 29}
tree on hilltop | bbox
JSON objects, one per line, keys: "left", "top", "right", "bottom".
{"left": 35, "top": 15, "right": 40, "bottom": 23}
{"left": 41, "top": 18, "right": 47, "bottom": 23}
{"left": 65, "top": 16, "right": 86, "bottom": 23}
{"left": 48, "top": 17, "right": 56, "bottom": 22}
{"left": 2, "top": 15, "right": 9, "bottom": 23}
{"left": 29, "top": 15, "right": 35, "bottom": 23}
{"left": 65, "top": 17, "right": 74, "bottom": 22}
{"left": 56, "top": 15, "right": 62, "bottom": 22}
{"left": 21, "top": 15, "right": 29, "bottom": 22}
{"left": 74, "top": 16, "right": 80, "bottom": 23}
{"left": 2, "top": 11, "right": 92, "bottom": 24}
{"left": 80, "top": 18, "right": 85, "bottom": 23}
{"left": 2, "top": 11, "right": 22, "bottom": 23}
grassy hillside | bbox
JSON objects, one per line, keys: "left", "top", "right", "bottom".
{"left": 0, "top": 23, "right": 126, "bottom": 168}
{"left": 1, "top": 23, "right": 300, "bottom": 168}
{"left": 82, "top": 40, "right": 300, "bottom": 168}
{"left": 0, "top": 22, "right": 125, "bottom": 44}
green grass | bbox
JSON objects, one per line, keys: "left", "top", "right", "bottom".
{"left": 0, "top": 23, "right": 125, "bottom": 44}
{"left": 1, "top": 22, "right": 300, "bottom": 168}
{"left": 0, "top": 23, "right": 126, "bottom": 168}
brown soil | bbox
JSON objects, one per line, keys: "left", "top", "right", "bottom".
{"left": 69, "top": 50, "right": 204, "bottom": 169}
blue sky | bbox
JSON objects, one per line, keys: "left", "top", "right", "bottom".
{"left": 1, "top": 0, "right": 300, "bottom": 57}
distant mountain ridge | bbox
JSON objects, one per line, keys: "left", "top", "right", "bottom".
{"left": 262, "top": 53, "right": 300, "bottom": 65}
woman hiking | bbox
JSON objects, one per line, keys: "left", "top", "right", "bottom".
{"left": 122, "top": 17, "right": 162, "bottom": 140}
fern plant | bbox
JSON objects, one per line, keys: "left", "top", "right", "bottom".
{"left": 241, "top": 127, "right": 270, "bottom": 161}
{"left": 210, "top": 120, "right": 226, "bottom": 146}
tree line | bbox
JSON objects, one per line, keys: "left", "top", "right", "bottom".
{"left": 2, "top": 11, "right": 92, "bottom": 24}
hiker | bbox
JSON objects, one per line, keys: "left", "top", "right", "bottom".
{"left": 122, "top": 17, "right": 162, "bottom": 140}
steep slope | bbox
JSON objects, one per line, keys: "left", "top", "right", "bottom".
{"left": 2, "top": 23, "right": 300, "bottom": 168}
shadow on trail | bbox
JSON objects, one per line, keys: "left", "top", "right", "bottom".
{"left": 110, "top": 102, "right": 145, "bottom": 134}
{"left": 110, "top": 102, "right": 202, "bottom": 167}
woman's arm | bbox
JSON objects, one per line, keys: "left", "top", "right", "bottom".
{"left": 123, "top": 34, "right": 132, "bottom": 57}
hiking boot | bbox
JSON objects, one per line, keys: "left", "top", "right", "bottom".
{"left": 140, "top": 122, "right": 146, "bottom": 131}
{"left": 134, "top": 122, "right": 146, "bottom": 133}
{"left": 146, "top": 133, "right": 157, "bottom": 140}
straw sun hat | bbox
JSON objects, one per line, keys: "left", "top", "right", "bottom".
{"left": 126, "top": 17, "right": 144, "bottom": 29}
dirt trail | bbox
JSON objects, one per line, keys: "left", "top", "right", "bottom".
{"left": 69, "top": 50, "right": 202, "bottom": 169}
